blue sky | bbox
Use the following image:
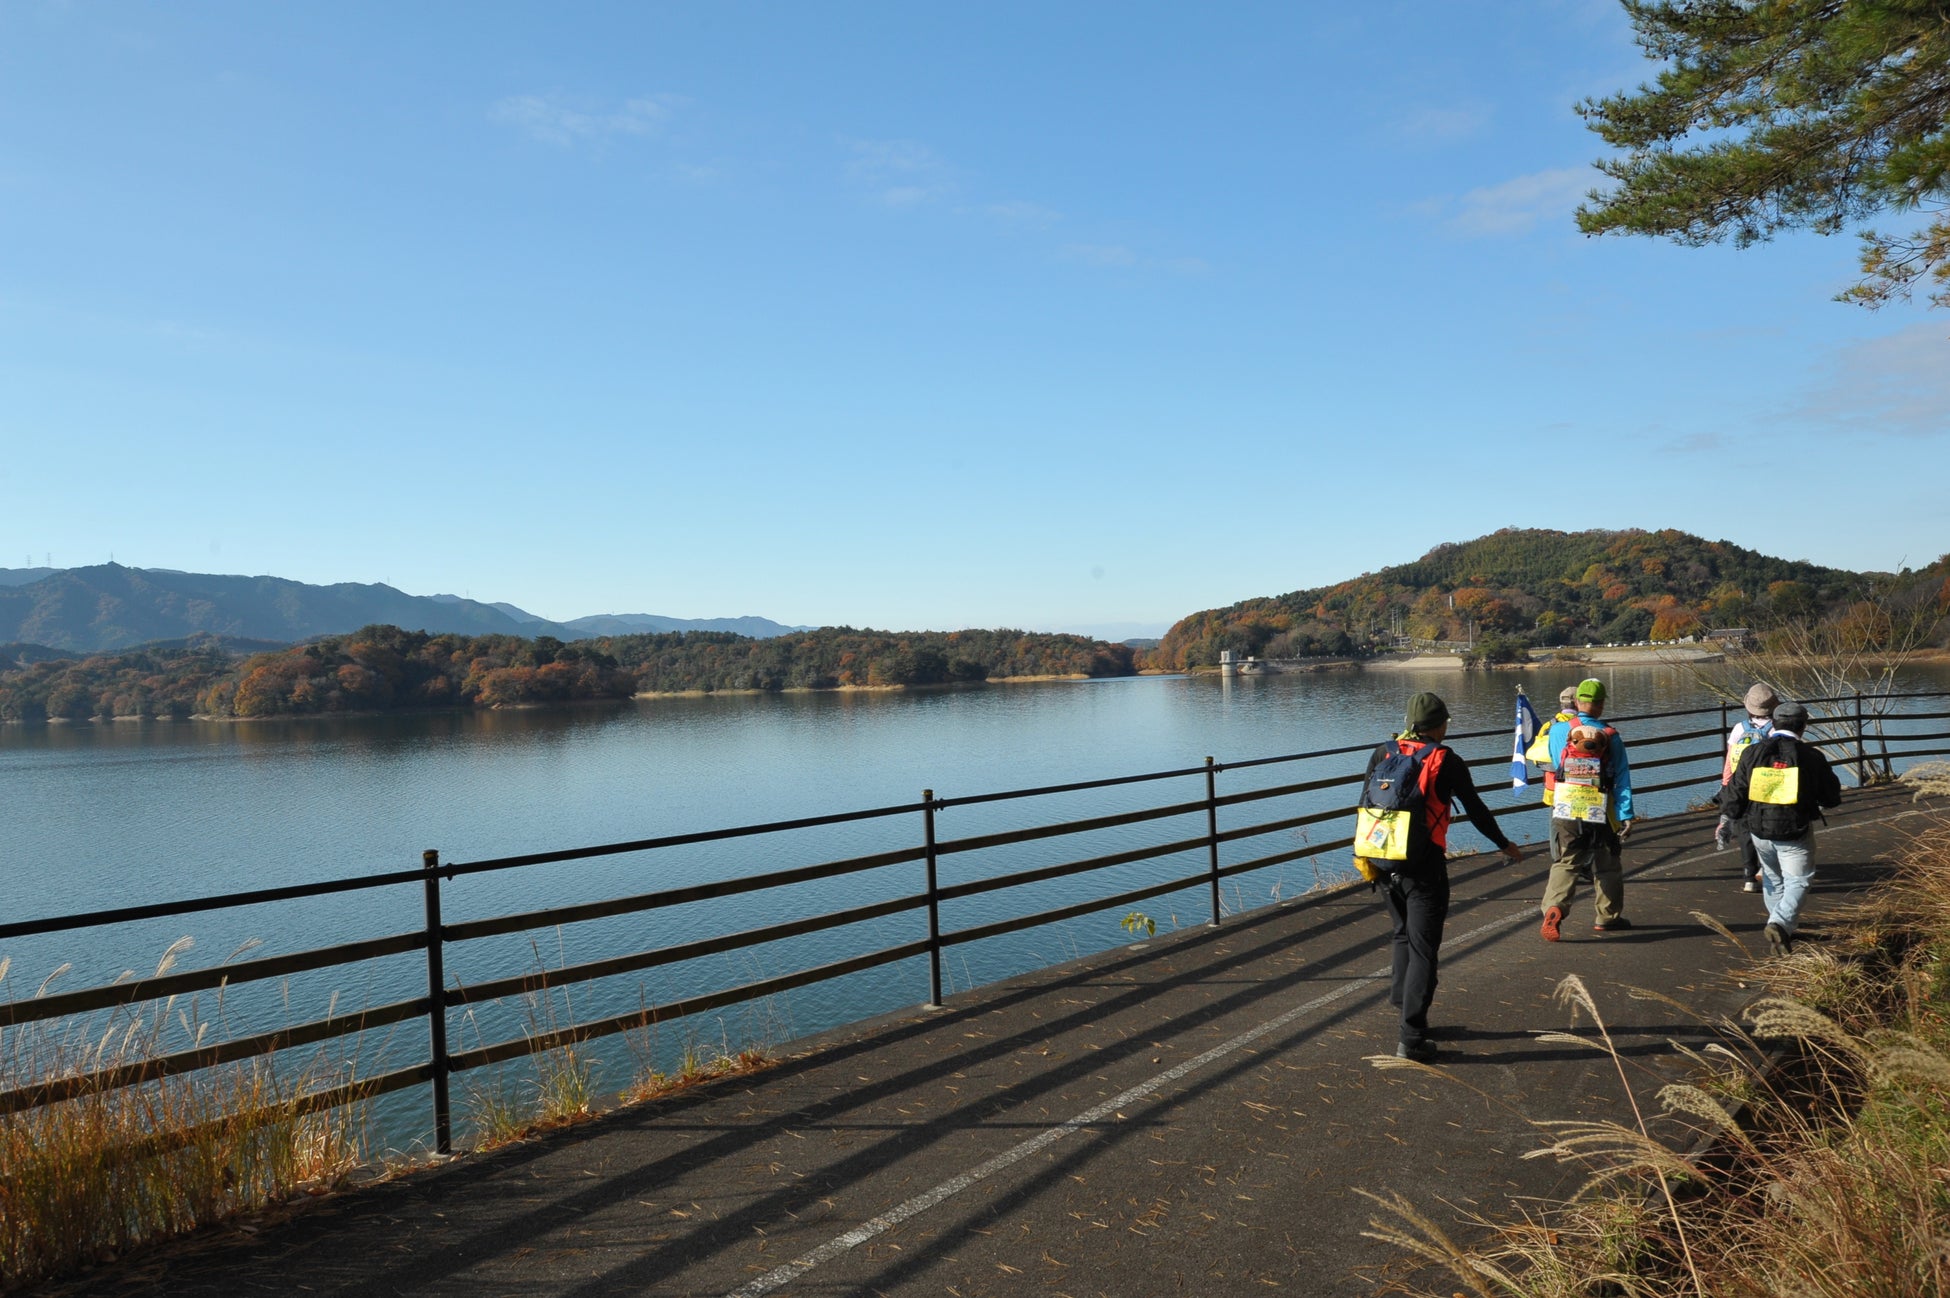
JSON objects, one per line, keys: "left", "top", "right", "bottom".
{"left": 2, "top": 2, "right": 1943, "bottom": 640}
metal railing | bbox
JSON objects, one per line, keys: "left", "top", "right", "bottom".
{"left": 4, "top": 689, "right": 1946, "bottom": 1154}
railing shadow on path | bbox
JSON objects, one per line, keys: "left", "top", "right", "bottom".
{"left": 48, "top": 787, "right": 1939, "bottom": 1298}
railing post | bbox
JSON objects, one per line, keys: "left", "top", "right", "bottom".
{"left": 1206, "top": 757, "right": 1222, "bottom": 927}
{"left": 923, "top": 791, "right": 943, "bottom": 1008}
{"left": 1719, "top": 699, "right": 1730, "bottom": 783}
{"left": 1854, "top": 690, "right": 1868, "bottom": 784}
{"left": 422, "top": 849, "right": 452, "bottom": 1156}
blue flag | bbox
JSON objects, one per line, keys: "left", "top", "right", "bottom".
{"left": 1511, "top": 688, "right": 1541, "bottom": 790}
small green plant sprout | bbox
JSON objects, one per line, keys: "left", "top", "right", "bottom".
{"left": 1120, "top": 911, "right": 1156, "bottom": 939}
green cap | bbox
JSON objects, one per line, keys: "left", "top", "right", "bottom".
{"left": 1405, "top": 691, "right": 1450, "bottom": 730}
{"left": 1575, "top": 678, "right": 1607, "bottom": 706}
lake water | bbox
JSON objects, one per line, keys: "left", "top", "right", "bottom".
{"left": 5, "top": 663, "right": 1944, "bottom": 1151}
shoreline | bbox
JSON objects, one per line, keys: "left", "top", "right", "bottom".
{"left": 3, "top": 674, "right": 1113, "bottom": 724}
{"left": 1358, "top": 654, "right": 1466, "bottom": 672}
{"left": 630, "top": 673, "right": 1093, "bottom": 700}
{"left": 11, "top": 650, "right": 1950, "bottom": 723}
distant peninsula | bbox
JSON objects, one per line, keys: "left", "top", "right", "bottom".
{"left": 0, "top": 625, "right": 1137, "bottom": 722}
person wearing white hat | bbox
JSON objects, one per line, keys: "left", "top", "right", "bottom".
{"left": 1716, "top": 683, "right": 1777, "bottom": 892}
{"left": 1722, "top": 700, "right": 1842, "bottom": 955}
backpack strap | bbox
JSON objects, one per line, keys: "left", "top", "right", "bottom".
{"left": 1411, "top": 740, "right": 1449, "bottom": 807}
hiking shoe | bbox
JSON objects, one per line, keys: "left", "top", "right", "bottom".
{"left": 1593, "top": 917, "right": 1633, "bottom": 932}
{"left": 1540, "top": 906, "right": 1564, "bottom": 943}
{"left": 1765, "top": 923, "right": 1791, "bottom": 957}
{"left": 1743, "top": 879, "right": 1760, "bottom": 893}
{"left": 1396, "top": 1040, "right": 1438, "bottom": 1064}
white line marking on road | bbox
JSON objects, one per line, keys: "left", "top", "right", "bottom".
{"left": 722, "top": 907, "right": 1534, "bottom": 1298}
{"left": 727, "top": 803, "right": 1928, "bottom": 1295}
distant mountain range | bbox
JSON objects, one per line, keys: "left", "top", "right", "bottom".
{"left": 0, "top": 565, "right": 811, "bottom": 654}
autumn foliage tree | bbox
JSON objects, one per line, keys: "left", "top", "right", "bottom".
{"left": 1150, "top": 528, "right": 1858, "bottom": 669}
{"left": 0, "top": 624, "right": 1139, "bottom": 721}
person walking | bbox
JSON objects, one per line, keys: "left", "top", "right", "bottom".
{"left": 1539, "top": 678, "right": 1634, "bottom": 941}
{"left": 1716, "top": 683, "right": 1777, "bottom": 893}
{"left": 1525, "top": 684, "right": 1583, "bottom": 866}
{"left": 1721, "top": 700, "right": 1842, "bottom": 955}
{"left": 1363, "top": 691, "right": 1525, "bottom": 1062}
{"left": 1521, "top": 686, "right": 1583, "bottom": 849}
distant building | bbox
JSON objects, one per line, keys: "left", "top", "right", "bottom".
{"left": 1705, "top": 627, "right": 1754, "bottom": 647}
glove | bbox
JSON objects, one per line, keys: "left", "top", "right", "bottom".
{"left": 1714, "top": 816, "right": 1733, "bottom": 852}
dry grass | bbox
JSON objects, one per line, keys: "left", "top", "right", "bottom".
{"left": 4, "top": 931, "right": 795, "bottom": 1284}
{"left": 0, "top": 943, "right": 363, "bottom": 1290}
{"left": 617, "top": 995, "right": 787, "bottom": 1108}
{"left": 460, "top": 1037, "right": 603, "bottom": 1151}
{"left": 460, "top": 965, "right": 787, "bottom": 1150}
{"left": 1899, "top": 760, "right": 1950, "bottom": 801}
{"left": 1362, "top": 811, "right": 1950, "bottom": 1297}
{"left": 618, "top": 1042, "right": 774, "bottom": 1108}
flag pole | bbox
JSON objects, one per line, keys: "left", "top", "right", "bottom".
{"left": 1511, "top": 682, "right": 1539, "bottom": 795}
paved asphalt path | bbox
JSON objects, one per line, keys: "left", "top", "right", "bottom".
{"left": 42, "top": 785, "right": 1940, "bottom": 1298}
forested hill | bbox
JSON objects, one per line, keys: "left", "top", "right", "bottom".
{"left": 0, "top": 625, "right": 1136, "bottom": 722}
{"left": 1152, "top": 528, "right": 1877, "bottom": 669}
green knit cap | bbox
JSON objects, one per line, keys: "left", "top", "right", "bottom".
{"left": 1405, "top": 692, "right": 1450, "bottom": 730}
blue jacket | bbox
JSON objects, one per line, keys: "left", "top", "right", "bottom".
{"left": 1545, "top": 709, "right": 1634, "bottom": 823}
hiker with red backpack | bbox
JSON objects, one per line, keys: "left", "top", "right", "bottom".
{"left": 1720, "top": 700, "right": 1842, "bottom": 956}
{"left": 1539, "top": 678, "right": 1635, "bottom": 941}
{"left": 1356, "top": 691, "right": 1525, "bottom": 1063}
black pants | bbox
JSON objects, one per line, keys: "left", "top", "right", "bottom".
{"left": 1384, "top": 862, "right": 1450, "bottom": 1047}
{"left": 1721, "top": 793, "right": 1761, "bottom": 881}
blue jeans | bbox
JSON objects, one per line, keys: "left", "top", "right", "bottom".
{"left": 1753, "top": 829, "right": 1816, "bottom": 936}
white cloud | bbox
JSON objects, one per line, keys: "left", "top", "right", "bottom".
{"left": 1665, "top": 431, "right": 1730, "bottom": 455}
{"left": 1061, "top": 243, "right": 1138, "bottom": 267}
{"left": 1059, "top": 244, "right": 1208, "bottom": 275}
{"left": 667, "top": 161, "right": 724, "bottom": 186}
{"left": 877, "top": 184, "right": 938, "bottom": 207}
{"left": 841, "top": 140, "right": 1199, "bottom": 272}
{"left": 492, "top": 93, "right": 682, "bottom": 147}
{"left": 844, "top": 138, "right": 954, "bottom": 205}
{"left": 846, "top": 139, "right": 935, "bottom": 173}
{"left": 1398, "top": 103, "right": 1493, "bottom": 142}
{"left": 984, "top": 200, "right": 1062, "bottom": 228}
{"left": 1792, "top": 322, "right": 1950, "bottom": 438}
{"left": 1437, "top": 166, "right": 1592, "bottom": 237}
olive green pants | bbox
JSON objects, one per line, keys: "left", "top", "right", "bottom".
{"left": 1542, "top": 820, "right": 1624, "bottom": 924}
